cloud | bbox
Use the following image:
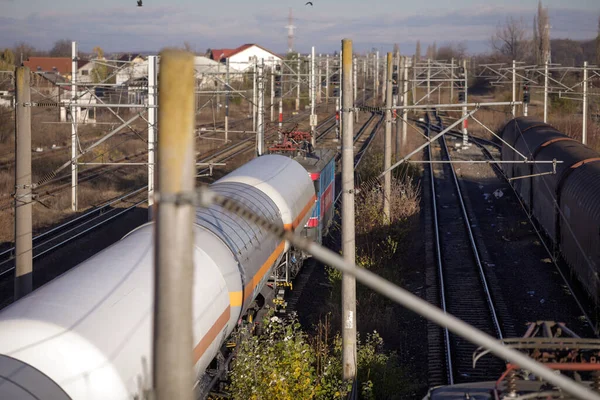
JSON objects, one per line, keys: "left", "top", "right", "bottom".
{"left": 0, "top": 6, "right": 597, "bottom": 55}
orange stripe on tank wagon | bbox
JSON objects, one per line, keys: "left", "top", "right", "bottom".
{"left": 284, "top": 195, "right": 317, "bottom": 231}
{"left": 193, "top": 306, "right": 230, "bottom": 363}
{"left": 228, "top": 195, "right": 315, "bottom": 307}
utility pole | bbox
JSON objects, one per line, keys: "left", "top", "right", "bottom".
{"left": 71, "top": 41, "right": 78, "bottom": 211}
{"left": 257, "top": 59, "right": 265, "bottom": 156}
{"left": 462, "top": 59, "right": 468, "bottom": 147}
{"left": 543, "top": 60, "right": 548, "bottom": 123}
{"left": 325, "top": 55, "right": 330, "bottom": 109}
{"left": 14, "top": 66, "right": 32, "bottom": 301}
{"left": 384, "top": 53, "right": 392, "bottom": 223}
{"left": 310, "top": 47, "right": 316, "bottom": 146}
{"left": 296, "top": 53, "right": 301, "bottom": 111}
{"left": 450, "top": 58, "right": 454, "bottom": 102}
{"left": 583, "top": 61, "right": 588, "bottom": 145}
{"left": 148, "top": 55, "right": 157, "bottom": 220}
{"left": 225, "top": 58, "right": 230, "bottom": 142}
{"left": 252, "top": 57, "right": 257, "bottom": 132}
{"left": 375, "top": 51, "right": 379, "bottom": 101}
{"left": 512, "top": 60, "right": 516, "bottom": 117}
{"left": 381, "top": 55, "right": 387, "bottom": 103}
{"left": 412, "top": 59, "right": 417, "bottom": 104}
{"left": 317, "top": 54, "right": 322, "bottom": 104}
{"left": 427, "top": 58, "right": 431, "bottom": 103}
{"left": 363, "top": 58, "right": 367, "bottom": 104}
{"left": 353, "top": 57, "right": 358, "bottom": 122}
{"left": 341, "top": 38, "right": 357, "bottom": 383}
{"left": 402, "top": 57, "right": 409, "bottom": 153}
{"left": 395, "top": 55, "right": 402, "bottom": 159}
{"left": 153, "top": 49, "right": 195, "bottom": 400}
{"left": 270, "top": 61, "right": 275, "bottom": 122}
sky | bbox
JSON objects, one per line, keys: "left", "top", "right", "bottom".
{"left": 0, "top": 0, "right": 598, "bottom": 55}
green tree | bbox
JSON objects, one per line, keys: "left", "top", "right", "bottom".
{"left": 91, "top": 46, "right": 112, "bottom": 83}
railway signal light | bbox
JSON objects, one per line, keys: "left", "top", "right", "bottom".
{"left": 333, "top": 87, "right": 340, "bottom": 97}
{"left": 523, "top": 85, "right": 530, "bottom": 104}
{"left": 458, "top": 91, "right": 465, "bottom": 102}
{"left": 275, "top": 88, "right": 282, "bottom": 97}
{"left": 392, "top": 86, "right": 399, "bottom": 95}
{"left": 331, "top": 72, "right": 339, "bottom": 83}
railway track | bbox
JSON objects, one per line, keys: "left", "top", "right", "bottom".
{"left": 425, "top": 111, "right": 505, "bottom": 385}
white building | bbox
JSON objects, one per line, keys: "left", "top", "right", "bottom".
{"left": 210, "top": 44, "right": 282, "bottom": 71}
{"left": 116, "top": 54, "right": 147, "bottom": 86}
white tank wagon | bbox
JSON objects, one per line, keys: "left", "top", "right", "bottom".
{"left": 0, "top": 154, "right": 315, "bottom": 400}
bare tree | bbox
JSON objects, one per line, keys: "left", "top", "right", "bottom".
{"left": 50, "top": 39, "right": 73, "bottom": 57}
{"left": 415, "top": 40, "right": 421, "bottom": 63}
{"left": 432, "top": 41, "right": 437, "bottom": 60}
{"left": 436, "top": 42, "right": 468, "bottom": 60}
{"left": 13, "top": 42, "right": 38, "bottom": 64}
{"left": 491, "top": 16, "right": 529, "bottom": 61}
{"left": 393, "top": 43, "right": 400, "bottom": 56}
{"left": 533, "top": 15, "right": 540, "bottom": 63}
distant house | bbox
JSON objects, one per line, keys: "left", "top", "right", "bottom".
{"left": 22, "top": 57, "right": 90, "bottom": 82}
{"left": 209, "top": 44, "right": 282, "bottom": 71}
{"left": 115, "top": 54, "right": 147, "bottom": 86}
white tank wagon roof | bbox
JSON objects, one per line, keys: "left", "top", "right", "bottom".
{"left": 216, "top": 154, "right": 316, "bottom": 232}
{"left": 0, "top": 155, "right": 317, "bottom": 400}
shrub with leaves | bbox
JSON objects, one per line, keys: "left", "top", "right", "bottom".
{"left": 228, "top": 312, "right": 348, "bottom": 400}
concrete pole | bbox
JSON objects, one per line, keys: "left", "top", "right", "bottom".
{"left": 512, "top": 60, "right": 516, "bottom": 117}
{"left": 341, "top": 38, "right": 356, "bottom": 383}
{"left": 252, "top": 57, "right": 257, "bottom": 132}
{"left": 381, "top": 55, "right": 387, "bottom": 104}
{"left": 373, "top": 53, "right": 377, "bottom": 103}
{"left": 296, "top": 53, "right": 301, "bottom": 111}
{"left": 71, "top": 41, "right": 78, "bottom": 211}
{"left": 363, "top": 58, "right": 367, "bottom": 103}
{"left": 396, "top": 56, "right": 402, "bottom": 159}
{"left": 412, "top": 59, "right": 417, "bottom": 104}
{"left": 148, "top": 55, "right": 157, "bottom": 220}
{"left": 543, "top": 60, "right": 549, "bottom": 123}
{"left": 353, "top": 57, "right": 358, "bottom": 122}
{"left": 278, "top": 97, "right": 283, "bottom": 139}
{"left": 216, "top": 62, "right": 220, "bottom": 115}
{"left": 462, "top": 59, "right": 468, "bottom": 147}
{"left": 153, "top": 49, "right": 195, "bottom": 400}
{"left": 257, "top": 59, "right": 265, "bottom": 156}
{"left": 317, "top": 54, "right": 322, "bottom": 104}
{"left": 225, "top": 59, "right": 230, "bottom": 142}
{"left": 450, "top": 58, "right": 454, "bottom": 102}
{"left": 325, "top": 55, "right": 330, "bottom": 109}
{"left": 14, "top": 66, "right": 32, "bottom": 301}
{"left": 384, "top": 53, "right": 392, "bottom": 223}
{"left": 375, "top": 51, "right": 379, "bottom": 101}
{"left": 270, "top": 62, "right": 275, "bottom": 122}
{"left": 353, "top": 56, "right": 357, "bottom": 103}
{"left": 402, "top": 57, "right": 409, "bottom": 153}
{"left": 583, "top": 61, "right": 588, "bottom": 145}
{"left": 427, "top": 58, "right": 431, "bottom": 103}
{"left": 311, "top": 47, "right": 316, "bottom": 146}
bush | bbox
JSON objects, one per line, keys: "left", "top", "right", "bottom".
{"left": 228, "top": 311, "right": 411, "bottom": 399}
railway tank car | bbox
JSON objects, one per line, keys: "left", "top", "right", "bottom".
{"left": 500, "top": 117, "right": 600, "bottom": 307}
{"left": 0, "top": 154, "right": 316, "bottom": 400}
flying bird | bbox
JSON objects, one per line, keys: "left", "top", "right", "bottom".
{"left": 305, "top": 1, "right": 313, "bottom": 5}
{"left": 137, "top": 0, "right": 143, "bottom": 6}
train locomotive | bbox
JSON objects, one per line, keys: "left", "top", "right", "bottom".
{"left": 500, "top": 117, "right": 600, "bottom": 308}
{"left": 0, "top": 151, "right": 335, "bottom": 400}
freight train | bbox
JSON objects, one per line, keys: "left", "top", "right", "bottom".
{"left": 500, "top": 117, "right": 600, "bottom": 308}
{"left": 0, "top": 151, "right": 336, "bottom": 400}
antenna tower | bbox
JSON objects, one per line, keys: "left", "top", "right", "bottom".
{"left": 286, "top": 8, "right": 295, "bottom": 53}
